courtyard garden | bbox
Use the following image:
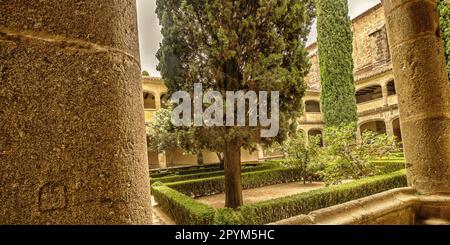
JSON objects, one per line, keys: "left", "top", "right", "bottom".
{"left": 149, "top": 125, "right": 407, "bottom": 225}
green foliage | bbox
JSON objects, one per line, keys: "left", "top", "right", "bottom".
{"left": 154, "top": 169, "right": 407, "bottom": 225}
{"left": 146, "top": 108, "right": 179, "bottom": 153}
{"left": 371, "top": 160, "right": 405, "bottom": 175}
{"left": 215, "top": 170, "right": 407, "bottom": 225}
{"left": 142, "top": 70, "right": 150, "bottom": 76}
{"left": 317, "top": 124, "right": 399, "bottom": 185}
{"left": 317, "top": 0, "right": 357, "bottom": 127}
{"left": 151, "top": 163, "right": 277, "bottom": 184}
{"left": 276, "top": 133, "right": 323, "bottom": 182}
{"left": 166, "top": 167, "right": 302, "bottom": 198}
{"left": 439, "top": 0, "right": 450, "bottom": 82}
{"left": 152, "top": 185, "right": 215, "bottom": 225}
{"left": 156, "top": 0, "right": 316, "bottom": 153}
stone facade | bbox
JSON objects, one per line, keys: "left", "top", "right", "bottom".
{"left": 300, "top": 3, "right": 402, "bottom": 143}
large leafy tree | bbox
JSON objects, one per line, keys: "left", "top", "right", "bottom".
{"left": 317, "top": 0, "right": 357, "bottom": 127}
{"left": 156, "top": 0, "right": 315, "bottom": 208}
{"left": 439, "top": 0, "right": 450, "bottom": 82}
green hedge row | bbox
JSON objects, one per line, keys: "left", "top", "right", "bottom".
{"left": 150, "top": 162, "right": 263, "bottom": 178}
{"left": 150, "top": 164, "right": 222, "bottom": 178}
{"left": 371, "top": 160, "right": 405, "bottom": 174}
{"left": 151, "top": 163, "right": 277, "bottom": 184}
{"left": 166, "top": 167, "right": 302, "bottom": 198}
{"left": 214, "top": 170, "right": 407, "bottom": 225}
{"left": 151, "top": 184, "right": 215, "bottom": 225}
{"left": 152, "top": 170, "right": 407, "bottom": 225}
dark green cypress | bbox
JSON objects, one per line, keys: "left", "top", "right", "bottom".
{"left": 438, "top": 0, "right": 450, "bottom": 82}
{"left": 317, "top": 0, "right": 357, "bottom": 127}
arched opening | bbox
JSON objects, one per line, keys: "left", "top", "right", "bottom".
{"left": 360, "top": 120, "right": 387, "bottom": 135}
{"left": 160, "top": 94, "right": 170, "bottom": 109}
{"left": 305, "top": 100, "right": 321, "bottom": 113}
{"left": 356, "top": 85, "right": 383, "bottom": 104}
{"left": 143, "top": 92, "right": 156, "bottom": 110}
{"left": 392, "top": 118, "right": 403, "bottom": 143}
{"left": 308, "top": 129, "right": 324, "bottom": 147}
{"left": 387, "top": 80, "right": 396, "bottom": 96}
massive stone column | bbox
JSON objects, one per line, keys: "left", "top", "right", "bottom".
{"left": 383, "top": 0, "right": 450, "bottom": 194}
{"left": 0, "top": 1, "right": 152, "bottom": 224}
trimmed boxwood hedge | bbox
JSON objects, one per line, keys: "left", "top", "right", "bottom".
{"left": 152, "top": 170, "right": 407, "bottom": 225}
{"left": 372, "top": 160, "right": 405, "bottom": 174}
{"left": 151, "top": 163, "right": 278, "bottom": 184}
{"left": 150, "top": 162, "right": 263, "bottom": 178}
{"left": 165, "top": 167, "right": 302, "bottom": 197}
{"left": 214, "top": 170, "right": 407, "bottom": 225}
{"left": 152, "top": 183, "right": 215, "bottom": 225}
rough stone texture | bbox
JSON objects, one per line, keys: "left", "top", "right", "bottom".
{"left": 0, "top": 1, "right": 152, "bottom": 224}
{"left": 384, "top": 0, "right": 450, "bottom": 194}
{"left": 271, "top": 188, "right": 450, "bottom": 225}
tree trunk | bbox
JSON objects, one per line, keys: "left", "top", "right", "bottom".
{"left": 224, "top": 139, "right": 243, "bottom": 208}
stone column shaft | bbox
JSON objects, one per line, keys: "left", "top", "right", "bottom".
{"left": 158, "top": 152, "right": 168, "bottom": 170}
{"left": 383, "top": 0, "right": 450, "bottom": 194}
{"left": 382, "top": 83, "right": 389, "bottom": 106}
{"left": 0, "top": 0, "right": 152, "bottom": 224}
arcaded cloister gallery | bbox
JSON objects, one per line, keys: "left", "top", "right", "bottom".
{"left": 1, "top": 0, "right": 450, "bottom": 226}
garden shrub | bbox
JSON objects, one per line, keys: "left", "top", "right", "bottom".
{"left": 151, "top": 163, "right": 278, "bottom": 184}
{"left": 150, "top": 162, "right": 265, "bottom": 178}
{"left": 275, "top": 133, "right": 323, "bottom": 182}
{"left": 215, "top": 170, "right": 407, "bottom": 225}
{"left": 315, "top": 123, "right": 399, "bottom": 185}
{"left": 151, "top": 185, "right": 215, "bottom": 225}
{"left": 154, "top": 170, "right": 407, "bottom": 225}
{"left": 371, "top": 160, "right": 405, "bottom": 174}
{"left": 166, "top": 167, "right": 302, "bottom": 198}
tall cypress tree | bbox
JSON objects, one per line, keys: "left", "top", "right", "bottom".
{"left": 317, "top": 0, "right": 357, "bottom": 127}
{"left": 156, "top": 0, "right": 315, "bottom": 208}
{"left": 438, "top": 0, "right": 450, "bottom": 82}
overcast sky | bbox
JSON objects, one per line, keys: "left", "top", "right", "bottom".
{"left": 136, "top": 0, "right": 381, "bottom": 77}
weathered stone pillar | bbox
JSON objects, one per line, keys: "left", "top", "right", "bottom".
{"left": 0, "top": 1, "right": 152, "bottom": 224}
{"left": 158, "top": 152, "right": 168, "bottom": 170}
{"left": 383, "top": 0, "right": 450, "bottom": 194}
{"left": 155, "top": 93, "right": 162, "bottom": 110}
{"left": 382, "top": 82, "right": 389, "bottom": 106}
{"left": 385, "top": 118, "right": 395, "bottom": 137}
{"left": 257, "top": 145, "right": 265, "bottom": 161}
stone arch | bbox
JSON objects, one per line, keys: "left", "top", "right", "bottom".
{"left": 391, "top": 117, "right": 402, "bottom": 143}
{"left": 356, "top": 84, "right": 383, "bottom": 104}
{"left": 359, "top": 119, "right": 387, "bottom": 135}
{"left": 160, "top": 93, "right": 170, "bottom": 109}
{"left": 143, "top": 91, "right": 156, "bottom": 110}
{"left": 387, "top": 80, "right": 396, "bottom": 96}
{"left": 308, "top": 128, "right": 324, "bottom": 147}
{"left": 305, "top": 100, "right": 321, "bottom": 113}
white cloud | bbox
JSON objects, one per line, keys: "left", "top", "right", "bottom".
{"left": 137, "top": 0, "right": 381, "bottom": 76}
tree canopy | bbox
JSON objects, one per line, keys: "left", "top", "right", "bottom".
{"left": 317, "top": 0, "right": 357, "bottom": 127}
{"left": 156, "top": 0, "right": 315, "bottom": 208}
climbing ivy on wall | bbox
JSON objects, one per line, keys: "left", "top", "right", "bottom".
{"left": 438, "top": 0, "right": 450, "bottom": 82}
{"left": 317, "top": 0, "right": 357, "bottom": 127}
